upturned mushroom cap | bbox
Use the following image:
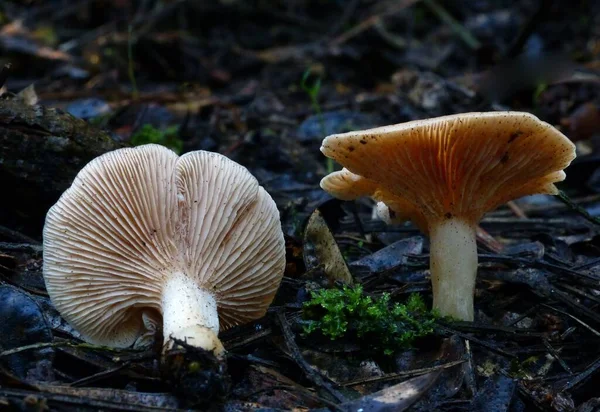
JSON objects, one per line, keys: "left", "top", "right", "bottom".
{"left": 320, "top": 112, "right": 576, "bottom": 230}
{"left": 43, "top": 144, "right": 285, "bottom": 348}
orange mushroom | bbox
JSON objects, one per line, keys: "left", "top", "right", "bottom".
{"left": 320, "top": 112, "right": 576, "bottom": 321}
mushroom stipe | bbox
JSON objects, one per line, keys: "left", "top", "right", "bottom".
{"left": 320, "top": 111, "right": 576, "bottom": 321}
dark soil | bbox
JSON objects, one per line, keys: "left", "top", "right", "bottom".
{"left": 1, "top": 0, "right": 600, "bottom": 411}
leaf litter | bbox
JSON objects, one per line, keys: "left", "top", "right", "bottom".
{"left": 0, "top": 0, "right": 599, "bottom": 410}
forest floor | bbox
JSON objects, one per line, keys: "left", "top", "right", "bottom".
{"left": 1, "top": 1, "right": 600, "bottom": 411}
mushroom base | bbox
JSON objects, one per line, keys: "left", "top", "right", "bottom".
{"left": 429, "top": 217, "right": 478, "bottom": 321}
{"left": 162, "top": 272, "right": 224, "bottom": 356}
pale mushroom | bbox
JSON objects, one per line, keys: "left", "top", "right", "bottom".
{"left": 43, "top": 144, "right": 286, "bottom": 356}
{"left": 320, "top": 112, "right": 576, "bottom": 321}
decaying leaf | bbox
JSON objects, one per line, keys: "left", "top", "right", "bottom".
{"left": 15, "top": 84, "right": 38, "bottom": 106}
{"left": 0, "top": 285, "right": 54, "bottom": 382}
{"left": 338, "top": 371, "right": 442, "bottom": 412}
{"left": 350, "top": 237, "right": 423, "bottom": 276}
{"left": 303, "top": 208, "right": 353, "bottom": 285}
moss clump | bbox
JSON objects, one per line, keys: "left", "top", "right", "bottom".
{"left": 302, "top": 285, "right": 437, "bottom": 355}
{"left": 131, "top": 124, "right": 183, "bottom": 154}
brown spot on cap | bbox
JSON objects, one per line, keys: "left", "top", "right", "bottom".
{"left": 509, "top": 130, "right": 523, "bottom": 142}
{"left": 319, "top": 111, "right": 576, "bottom": 230}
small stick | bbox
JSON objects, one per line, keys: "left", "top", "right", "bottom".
{"left": 463, "top": 339, "right": 477, "bottom": 396}
{"left": 558, "top": 355, "right": 600, "bottom": 392}
{"left": 542, "top": 338, "right": 572, "bottom": 375}
{"left": 421, "top": 0, "right": 481, "bottom": 49}
{"left": 437, "top": 325, "right": 517, "bottom": 358}
{"left": 224, "top": 328, "right": 272, "bottom": 351}
{"left": 476, "top": 225, "right": 504, "bottom": 253}
{"left": 0, "top": 341, "right": 128, "bottom": 357}
{"left": 557, "top": 190, "right": 600, "bottom": 226}
{"left": 550, "top": 288, "right": 600, "bottom": 325}
{"left": 541, "top": 304, "right": 600, "bottom": 338}
{"left": 275, "top": 312, "right": 347, "bottom": 404}
{"left": 0, "top": 242, "right": 43, "bottom": 253}
{"left": 0, "top": 225, "right": 40, "bottom": 245}
{"left": 69, "top": 362, "right": 131, "bottom": 387}
{"left": 330, "top": 0, "right": 419, "bottom": 46}
{"left": 506, "top": 200, "right": 527, "bottom": 218}
{"left": 326, "top": 0, "right": 361, "bottom": 37}
{"left": 342, "top": 360, "right": 464, "bottom": 386}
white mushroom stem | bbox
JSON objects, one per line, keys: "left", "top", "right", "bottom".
{"left": 162, "top": 272, "right": 225, "bottom": 356}
{"left": 429, "top": 217, "right": 478, "bottom": 321}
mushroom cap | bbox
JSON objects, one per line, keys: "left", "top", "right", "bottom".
{"left": 321, "top": 112, "right": 576, "bottom": 231}
{"left": 43, "top": 144, "right": 285, "bottom": 347}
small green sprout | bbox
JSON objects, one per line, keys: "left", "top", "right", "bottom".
{"left": 509, "top": 356, "right": 539, "bottom": 379}
{"left": 300, "top": 68, "right": 334, "bottom": 174}
{"left": 533, "top": 82, "right": 548, "bottom": 107}
{"left": 302, "top": 285, "right": 438, "bottom": 356}
{"left": 130, "top": 124, "right": 183, "bottom": 154}
{"left": 300, "top": 68, "right": 322, "bottom": 110}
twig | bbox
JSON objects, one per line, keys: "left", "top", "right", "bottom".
{"left": 342, "top": 359, "right": 464, "bottom": 386}
{"left": 0, "top": 242, "right": 43, "bottom": 253}
{"left": 558, "top": 355, "right": 600, "bottom": 392}
{"left": 437, "top": 325, "right": 517, "bottom": 358}
{"left": 488, "top": 194, "right": 600, "bottom": 217}
{"left": 447, "top": 321, "right": 545, "bottom": 338}
{"left": 504, "top": 1, "right": 545, "bottom": 58}
{"left": 0, "top": 271, "right": 48, "bottom": 297}
{"left": 326, "top": 0, "right": 361, "bottom": 37}
{"left": 330, "top": 0, "right": 419, "bottom": 46}
{"left": 59, "top": 22, "right": 116, "bottom": 52}
{"left": 557, "top": 190, "right": 600, "bottom": 226}
{"left": 512, "top": 340, "right": 600, "bottom": 355}
{"left": 476, "top": 226, "right": 504, "bottom": 253}
{"left": 228, "top": 353, "right": 279, "bottom": 368}
{"left": 573, "top": 256, "right": 600, "bottom": 271}
{"left": 550, "top": 288, "right": 600, "bottom": 325}
{"left": 463, "top": 339, "right": 477, "bottom": 396}
{"left": 275, "top": 312, "right": 347, "bottom": 404}
{"left": 479, "top": 254, "right": 600, "bottom": 282}
{"left": 421, "top": 0, "right": 480, "bottom": 50}
{"left": 223, "top": 328, "right": 272, "bottom": 351}
{"left": 0, "top": 388, "right": 173, "bottom": 412}
{"left": 0, "top": 341, "right": 130, "bottom": 357}
{"left": 541, "top": 304, "right": 600, "bottom": 337}
{"left": 134, "top": 0, "right": 187, "bottom": 39}
{"left": 0, "top": 225, "right": 40, "bottom": 245}
{"left": 507, "top": 200, "right": 527, "bottom": 218}
{"left": 69, "top": 362, "right": 131, "bottom": 387}
{"left": 373, "top": 19, "right": 408, "bottom": 49}
{"left": 557, "top": 282, "right": 600, "bottom": 305}
{"left": 482, "top": 216, "right": 588, "bottom": 229}
{"left": 542, "top": 339, "right": 572, "bottom": 374}
{"left": 506, "top": 305, "right": 541, "bottom": 326}
{"left": 242, "top": 384, "right": 343, "bottom": 411}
